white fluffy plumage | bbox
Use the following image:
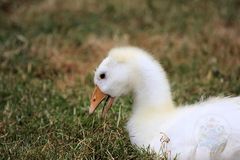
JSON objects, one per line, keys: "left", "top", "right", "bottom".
{"left": 94, "top": 46, "right": 240, "bottom": 160}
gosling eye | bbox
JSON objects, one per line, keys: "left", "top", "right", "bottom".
{"left": 99, "top": 73, "right": 106, "bottom": 79}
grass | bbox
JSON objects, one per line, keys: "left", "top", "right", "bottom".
{"left": 0, "top": 0, "right": 240, "bottom": 159}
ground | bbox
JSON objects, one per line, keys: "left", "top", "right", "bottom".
{"left": 0, "top": 0, "right": 240, "bottom": 159}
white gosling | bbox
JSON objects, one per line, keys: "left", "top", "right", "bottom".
{"left": 89, "top": 46, "right": 240, "bottom": 160}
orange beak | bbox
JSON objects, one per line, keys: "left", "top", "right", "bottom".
{"left": 89, "top": 86, "right": 115, "bottom": 117}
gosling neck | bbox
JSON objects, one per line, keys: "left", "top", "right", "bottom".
{"left": 132, "top": 59, "right": 175, "bottom": 113}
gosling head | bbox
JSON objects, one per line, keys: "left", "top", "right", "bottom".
{"left": 89, "top": 46, "right": 169, "bottom": 116}
{"left": 89, "top": 47, "right": 141, "bottom": 116}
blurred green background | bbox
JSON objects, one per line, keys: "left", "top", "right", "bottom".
{"left": 0, "top": 0, "right": 240, "bottom": 159}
